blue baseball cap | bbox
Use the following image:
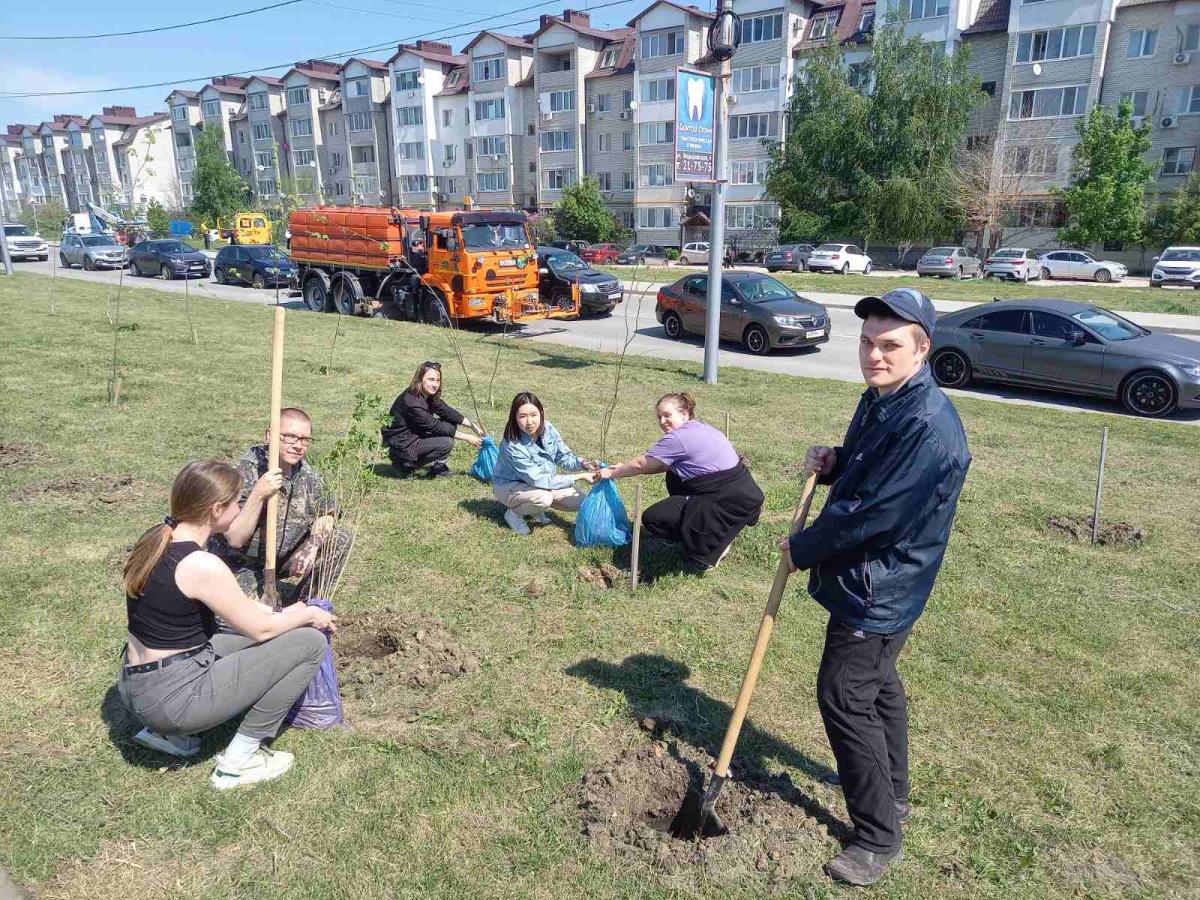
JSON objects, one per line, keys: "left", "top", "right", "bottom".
{"left": 854, "top": 287, "right": 937, "bottom": 336}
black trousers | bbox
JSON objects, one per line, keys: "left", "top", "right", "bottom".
{"left": 641, "top": 495, "right": 731, "bottom": 567}
{"left": 387, "top": 436, "right": 454, "bottom": 473}
{"left": 816, "top": 617, "right": 912, "bottom": 853}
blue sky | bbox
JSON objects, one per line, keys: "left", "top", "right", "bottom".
{"left": 0, "top": 0, "right": 657, "bottom": 126}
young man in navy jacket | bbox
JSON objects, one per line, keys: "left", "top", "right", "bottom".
{"left": 784, "top": 287, "right": 971, "bottom": 886}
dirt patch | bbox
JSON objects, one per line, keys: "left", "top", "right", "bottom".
{"left": 335, "top": 607, "right": 481, "bottom": 694}
{"left": 11, "top": 474, "right": 149, "bottom": 505}
{"left": 578, "top": 563, "right": 626, "bottom": 590}
{"left": 577, "top": 741, "right": 829, "bottom": 879}
{"left": 1047, "top": 515, "right": 1145, "bottom": 546}
{"left": 0, "top": 443, "right": 40, "bottom": 468}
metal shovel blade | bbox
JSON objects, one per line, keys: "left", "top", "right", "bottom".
{"left": 668, "top": 772, "right": 729, "bottom": 840}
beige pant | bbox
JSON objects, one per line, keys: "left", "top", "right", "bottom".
{"left": 494, "top": 483, "right": 584, "bottom": 519}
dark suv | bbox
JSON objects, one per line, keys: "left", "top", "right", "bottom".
{"left": 536, "top": 247, "right": 623, "bottom": 316}
{"left": 128, "top": 240, "right": 210, "bottom": 279}
{"left": 214, "top": 244, "right": 297, "bottom": 289}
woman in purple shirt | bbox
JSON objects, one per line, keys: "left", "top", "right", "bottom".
{"left": 599, "top": 392, "right": 764, "bottom": 569}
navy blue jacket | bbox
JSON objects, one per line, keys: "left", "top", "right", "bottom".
{"left": 788, "top": 365, "right": 970, "bottom": 634}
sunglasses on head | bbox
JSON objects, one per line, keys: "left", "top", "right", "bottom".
{"left": 423, "top": 361, "right": 442, "bottom": 371}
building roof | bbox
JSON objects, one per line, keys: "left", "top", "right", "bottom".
{"left": 285, "top": 65, "right": 342, "bottom": 82}
{"left": 532, "top": 10, "right": 630, "bottom": 43}
{"left": 388, "top": 39, "right": 467, "bottom": 66}
{"left": 962, "top": 0, "right": 1011, "bottom": 36}
{"left": 202, "top": 81, "right": 247, "bottom": 97}
{"left": 463, "top": 29, "right": 533, "bottom": 52}
{"left": 318, "top": 88, "right": 342, "bottom": 111}
{"left": 90, "top": 112, "right": 169, "bottom": 127}
{"left": 168, "top": 89, "right": 201, "bottom": 100}
{"left": 436, "top": 67, "right": 470, "bottom": 96}
{"left": 793, "top": 0, "right": 874, "bottom": 53}
{"left": 586, "top": 30, "right": 637, "bottom": 78}
{"left": 626, "top": 0, "right": 714, "bottom": 27}
{"left": 247, "top": 75, "right": 285, "bottom": 87}
{"left": 345, "top": 57, "right": 389, "bottom": 71}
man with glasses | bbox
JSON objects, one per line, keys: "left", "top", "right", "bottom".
{"left": 212, "top": 407, "right": 351, "bottom": 603}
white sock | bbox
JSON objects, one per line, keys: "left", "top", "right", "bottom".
{"left": 221, "top": 732, "right": 262, "bottom": 768}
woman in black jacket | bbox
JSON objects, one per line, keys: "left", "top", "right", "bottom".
{"left": 382, "top": 361, "right": 484, "bottom": 478}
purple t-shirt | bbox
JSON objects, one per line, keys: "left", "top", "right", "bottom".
{"left": 646, "top": 420, "right": 740, "bottom": 480}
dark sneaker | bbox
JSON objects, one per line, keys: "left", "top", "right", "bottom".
{"left": 895, "top": 800, "right": 912, "bottom": 825}
{"left": 392, "top": 466, "right": 417, "bottom": 480}
{"left": 824, "top": 844, "right": 903, "bottom": 886}
{"left": 427, "top": 463, "right": 452, "bottom": 478}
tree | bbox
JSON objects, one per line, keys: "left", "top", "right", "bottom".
{"left": 18, "top": 198, "right": 69, "bottom": 235}
{"left": 553, "top": 177, "right": 620, "bottom": 243}
{"left": 950, "top": 130, "right": 1054, "bottom": 255}
{"left": 527, "top": 211, "right": 558, "bottom": 245}
{"left": 865, "top": 175, "right": 952, "bottom": 266}
{"left": 190, "top": 123, "right": 248, "bottom": 229}
{"left": 1054, "top": 99, "right": 1153, "bottom": 248}
{"left": 146, "top": 200, "right": 170, "bottom": 236}
{"left": 1147, "top": 173, "right": 1200, "bottom": 248}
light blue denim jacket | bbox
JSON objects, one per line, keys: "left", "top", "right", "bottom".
{"left": 493, "top": 421, "right": 583, "bottom": 491}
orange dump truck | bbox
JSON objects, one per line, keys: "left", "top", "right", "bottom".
{"left": 288, "top": 205, "right": 578, "bottom": 324}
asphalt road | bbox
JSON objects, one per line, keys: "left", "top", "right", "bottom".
{"left": 14, "top": 258, "right": 1200, "bottom": 424}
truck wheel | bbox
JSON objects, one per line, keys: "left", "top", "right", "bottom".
{"left": 303, "top": 273, "right": 332, "bottom": 312}
{"left": 423, "top": 290, "right": 451, "bottom": 327}
{"left": 330, "top": 273, "right": 362, "bottom": 315}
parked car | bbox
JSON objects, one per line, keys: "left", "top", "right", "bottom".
{"left": 127, "top": 239, "right": 211, "bottom": 279}
{"left": 536, "top": 246, "right": 623, "bottom": 316}
{"left": 806, "top": 242, "right": 872, "bottom": 274}
{"left": 1039, "top": 250, "right": 1126, "bottom": 283}
{"left": 3, "top": 223, "right": 49, "bottom": 260}
{"left": 929, "top": 298, "right": 1200, "bottom": 417}
{"left": 655, "top": 272, "right": 830, "bottom": 355}
{"left": 680, "top": 241, "right": 711, "bottom": 265}
{"left": 765, "top": 243, "right": 816, "bottom": 272}
{"left": 916, "top": 246, "right": 982, "bottom": 279}
{"left": 616, "top": 244, "right": 670, "bottom": 265}
{"left": 58, "top": 233, "right": 127, "bottom": 270}
{"left": 983, "top": 247, "right": 1042, "bottom": 282}
{"left": 1150, "top": 246, "right": 1200, "bottom": 289}
{"left": 213, "top": 244, "right": 297, "bottom": 288}
{"left": 545, "top": 239, "right": 589, "bottom": 254}
{"left": 579, "top": 243, "right": 621, "bottom": 264}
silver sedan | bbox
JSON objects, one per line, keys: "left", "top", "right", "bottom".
{"left": 916, "top": 246, "right": 982, "bottom": 279}
{"left": 59, "top": 233, "right": 127, "bottom": 270}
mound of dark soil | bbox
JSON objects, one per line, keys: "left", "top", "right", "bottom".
{"left": 11, "top": 474, "right": 147, "bottom": 504}
{"left": 1048, "top": 515, "right": 1145, "bottom": 546}
{"left": 0, "top": 443, "right": 39, "bottom": 468}
{"left": 578, "top": 563, "right": 626, "bottom": 590}
{"left": 335, "top": 608, "right": 480, "bottom": 695}
{"left": 577, "top": 741, "right": 829, "bottom": 879}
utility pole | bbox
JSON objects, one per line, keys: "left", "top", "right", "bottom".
{"left": 0, "top": 222, "right": 12, "bottom": 277}
{"left": 702, "top": 0, "right": 736, "bottom": 384}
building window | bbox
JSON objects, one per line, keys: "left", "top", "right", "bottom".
{"left": 295, "top": 175, "right": 315, "bottom": 194}
{"left": 396, "top": 106, "right": 424, "bottom": 127}
{"left": 640, "top": 163, "right": 673, "bottom": 187}
{"left": 352, "top": 145, "right": 376, "bottom": 164}
{"left": 443, "top": 109, "right": 453, "bottom": 126}
{"left": 331, "top": 151, "right": 343, "bottom": 167}
{"left": 598, "top": 173, "right": 612, "bottom": 190}
{"left": 730, "top": 160, "right": 770, "bottom": 184}
{"left": 178, "top": 157, "right": 195, "bottom": 173}
{"left": 68, "top": 132, "right": 83, "bottom": 147}
{"left": 641, "top": 30, "right": 684, "bottom": 58}
{"left": 290, "top": 117, "right": 313, "bottom": 138}
{"left": 623, "top": 89, "right": 634, "bottom": 109}
{"left": 334, "top": 181, "right": 345, "bottom": 196}
{"left": 249, "top": 92, "right": 268, "bottom": 111}
{"left": 445, "top": 70, "right": 462, "bottom": 88}
{"left": 1119, "top": 91, "right": 1148, "bottom": 118}
{"left": 438, "top": 176, "right": 455, "bottom": 194}
{"left": 349, "top": 112, "right": 371, "bottom": 131}
{"left": 477, "top": 171, "right": 509, "bottom": 191}
{"left": 596, "top": 93, "right": 611, "bottom": 112}
{"left": 639, "top": 121, "right": 674, "bottom": 145}
{"left": 349, "top": 78, "right": 369, "bottom": 97}
{"left": 398, "top": 142, "right": 425, "bottom": 159}
{"left": 597, "top": 132, "right": 612, "bottom": 151}
{"left": 479, "top": 135, "right": 507, "bottom": 156}
{"left": 239, "top": 130, "right": 247, "bottom": 144}
{"left": 1127, "top": 29, "right": 1158, "bottom": 58}
{"left": 401, "top": 174, "right": 429, "bottom": 191}
{"left": 544, "top": 168, "right": 576, "bottom": 190}
{"left": 175, "top": 131, "right": 192, "bottom": 148}
{"left": 548, "top": 90, "right": 576, "bottom": 112}
{"left": 904, "top": 0, "right": 949, "bottom": 19}
{"left": 736, "top": 13, "right": 783, "bottom": 44}
{"left": 1015, "top": 25, "right": 1097, "bottom": 64}
{"left": 327, "top": 119, "right": 339, "bottom": 136}
{"left": 1002, "top": 200, "right": 1066, "bottom": 228}
{"left": 1163, "top": 147, "right": 1196, "bottom": 176}
{"left": 293, "top": 149, "right": 316, "bottom": 166}
{"left": 623, "top": 131, "right": 634, "bottom": 151}
{"left": 171, "top": 105, "right": 188, "bottom": 121}
{"left": 848, "top": 62, "right": 870, "bottom": 90}
{"left": 444, "top": 144, "right": 456, "bottom": 163}
{"left": 202, "top": 99, "right": 220, "bottom": 117}
{"left": 1003, "top": 145, "right": 1058, "bottom": 174}
{"left": 637, "top": 207, "right": 676, "bottom": 228}
{"left": 1008, "top": 86, "right": 1087, "bottom": 119}
{"left": 353, "top": 175, "right": 378, "bottom": 194}
{"left": 255, "top": 150, "right": 275, "bottom": 168}
{"left": 622, "top": 171, "right": 635, "bottom": 190}
{"left": 807, "top": 12, "right": 838, "bottom": 40}
{"left": 599, "top": 47, "right": 619, "bottom": 68}
{"left": 287, "top": 86, "right": 310, "bottom": 106}
{"left": 731, "top": 64, "right": 780, "bottom": 94}
{"left": 858, "top": 6, "right": 876, "bottom": 33}
{"left": 640, "top": 77, "right": 675, "bottom": 103}
{"left": 396, "top": 70, "right": 421, "bottom": 91}
{"left": 473, "top": 56, "right": 505, "bottom": 82}
{"left": 980, "top": 81, "right": 996, "bottom": 97}
{"left": 1187, "top": 24, "right": 1200, "bottom": 52}
{"left": 729, "top": 113, "right": 778, "bottom": 139}
{"left": 726, "top": 203, "right": 776, "bottom": 229}
{"left": 258, "top": 178, "right": 277, "bottom": 195}
{"left": 540, "top": 130, "right": 575, "bottom": 152}
{"left": 475, "top": 98, "right": 505, "bottom": 120}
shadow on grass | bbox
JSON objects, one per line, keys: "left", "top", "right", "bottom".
{"left": 101, "top": 684, "right": 233, "bottom": 770}
{"left": 528, "top": 357, "right": 593, "bottom": 370}
{"left": 610, "top": 537, "right": 695, "bottom": 582}
{"left": 565, "top": 652, "right": 848, "bottom": 838}
{"left": 459, "top": 496, "right": 508, "bottom": 529}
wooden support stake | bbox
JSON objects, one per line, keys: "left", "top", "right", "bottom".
{"left": 724, "top": 411, "right": 731, "bottom": 438}
{"left": 1091, "top": 426, "right": 1108, "bottom": 546}
{"left": 630, "top": 482, "right": 643, "bottom": 591}
{"left": 263, "top": 306, "right": 286, "bottom": 609}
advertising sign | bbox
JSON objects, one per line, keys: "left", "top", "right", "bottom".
{"left": 169, "top": 219, "right": 193, "bottom": 236}
{"left": 674, "top": 67, "right": 715, "bottom": 182}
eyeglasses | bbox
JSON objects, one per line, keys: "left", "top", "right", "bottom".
{"left": 422, "top": 361, "right": 442, "bottom": 371}
{"left": 280, "top": 433, "right": 313, "bottom": 446}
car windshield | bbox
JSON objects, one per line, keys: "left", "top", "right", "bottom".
{"left": 461, "top": 223, "right": 528, "bottom": 250}
{"left": 928, "top": 247, "right": 956, "bottom": 255}
{"left": 1072, "top": 308, "right": 1145, "bottom": 341}
{"left": 81, "top": 236, "right": 117, "bottom": 246}
{"left": 993, "top": 249, "right": 1023, "bottom": 258}
{"left": 545, "top": 252, "right": 585, "bottom": 273}
{"left": 737, "top": 276, "right": 795, "bottom": 303}
{"left": 1162, "top": 248, "right": 1200, "bottom": 262}
{"left": 4, "top": 225, "right": 33, "bottom": 236}
{"left": 815, "top": 243, "right": 843, "bottom": 252}
{"left": 156, "top": 241, "right": 188, "bottom": 253}
{"left": 246, "top": 246, "right": 285, "bottom": 260}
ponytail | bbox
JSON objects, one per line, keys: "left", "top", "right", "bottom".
{"left": 124, "top": 460, "right": 242, "bottom": 597}
{"left": 657, "top": 391, "right": 697, "bottom": 419}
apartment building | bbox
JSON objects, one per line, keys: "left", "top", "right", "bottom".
{"left": 1, "top": 130, "right": 25, "bottom": 218}
{"left": 198, "top": 77, "right": 250, "bottom": 155}
{"left": 111, "top": 114, "right": 178, "bottom": 210}
{"left": 462, "top": 30, "right": 536, "bottom": 209}
{"left": 340, "top": 58, "right": 395, "bottom": 206}
{"left": 165, "top": 89, "right": 201, "bottom": 204}
{"left": 240, "top": 75, "right": 288, "bottom": 202}
{"left": 282, "top": 59, "right": 342, "bottom": 205}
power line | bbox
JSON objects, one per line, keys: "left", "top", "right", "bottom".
{"left": 0, "top": 0, "right": 641, "bottom": 99}
{"left": 0, "top": 0, "right": 303, "bottom": 40}
{"left": 301, "top": 0, "right": 450, "bottom": 25}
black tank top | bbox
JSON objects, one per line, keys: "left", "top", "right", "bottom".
{"left": 126, "top": 541, "right": 216, "bottom": 649}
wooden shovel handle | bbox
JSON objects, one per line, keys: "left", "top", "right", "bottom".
{"left": 263, "top": 306, "right": 286, "bottom": 606}
{"left": 713, "top": 472, "right": 819, "bottom": 778}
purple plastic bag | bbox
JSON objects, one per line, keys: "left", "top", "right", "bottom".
{"left": 285, "top": 597, "right": 345, "bottom": 729}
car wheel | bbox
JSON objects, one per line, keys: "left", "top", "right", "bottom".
{"left": 1150, "top": 280, "right": 1162, "bottom": 288}
{"left": 1094, "top": 268, "right": 1112, "bottom": 284}
{"left": 252, "top": 272, "right": 267, "bottom": 290}
{"left": 662, "top": 312, "right": 683, "bottom": 339}
{"left": 1041, "top": 267, "right": 1052, "bottom": 280}
{"left": 864, "top": 262, "right": 873, "bottom": 275}
{"left": 1021, "top": 268, "right": 1031, "bottom": 283}
{"left": 840, "top": 263, "right": 849, "bottom": 275}
{"left": 59, "top": 253, "right": 69, "bottom": 268}
{"left": 214, "top": 267, "right": 227, "bottom": 285}
{"left": 638, "top": 256, "right": 646, "bottom": 266}
{"left": 129, "top": 261, "right": 140, "bottom": 276}
{"left": 957, "top": 266, "right": 964, "bottom": 280}
{"left": 932, "top": 349, "right": 972, "bottom": 389}
{"left": 159, "top": 264, "right": 173, "bottom": 280}
{"left": 1121, "top": 371, "right": 1177, "bottom": 417}
{"left": 83, "top": 256, "right": 96, "bottom": 271}
{"left": 743, "top": 324, "right": 771, "bottom": 355}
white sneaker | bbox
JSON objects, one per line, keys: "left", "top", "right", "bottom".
{"left": 133, "top": 727, "right": 201, "bottom": 758}
{"left": 532, "top": 512, "right": 551, "bottom": 525}
{"left": 504, "top": 509, "right": 532, "bottom": 535}
{"left": 210, "top": 747, "right": 295, "bottom": 790}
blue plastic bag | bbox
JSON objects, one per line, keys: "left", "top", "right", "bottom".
{"left": 575, "top": 478, "right": 632, "bottom": 547}
{"left": 286, "top": 597, "right": 345, "bottom": 729}
{"left": 470, "top": 435, "right": 499, "bottom": 482}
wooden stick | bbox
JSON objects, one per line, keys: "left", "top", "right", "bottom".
{"left": 724, "top": 411, "right": 731, "bottom": 438}
{"left": 263, "top": 306, "right": 286, "bottom": 609}
{"left": 630, "top": 482, "right": 643, "bottom": 591}
{"left": 1092, "top": 426, "right": 1108, "bottom": 546}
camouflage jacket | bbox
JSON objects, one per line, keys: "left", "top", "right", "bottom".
{"left": 210, "top": 444, "right": 335, "bottom": 569}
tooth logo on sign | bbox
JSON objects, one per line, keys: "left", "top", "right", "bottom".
{"left": 685, "top": 75, "right": 705, "bottom": 121}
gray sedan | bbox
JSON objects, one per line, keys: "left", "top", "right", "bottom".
{"left": 59, "top": 233, "right": 127, "bottom": 270}
{"left": 930, "top": 299, "right": 1200, "bottom": 417}
{"left": 916, "top": 246, "right": 982, "bottom": 279}
{"left": 765, "top": 243, "right": 816, "bottom": 272}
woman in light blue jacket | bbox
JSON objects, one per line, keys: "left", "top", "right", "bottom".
{"left": 493, "top": 392, "right": 597, "bottom": 535}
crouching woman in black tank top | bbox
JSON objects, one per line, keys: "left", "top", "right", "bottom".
{"left": 120, "top": 460, "right": 336, "bottom": 790}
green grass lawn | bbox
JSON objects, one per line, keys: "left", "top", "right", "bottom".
{"left": 2, "top": 272, "right": 1198, "bottom": 898}
{"left": 600, "top": 265, "right": 1200, "bottom": 317}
